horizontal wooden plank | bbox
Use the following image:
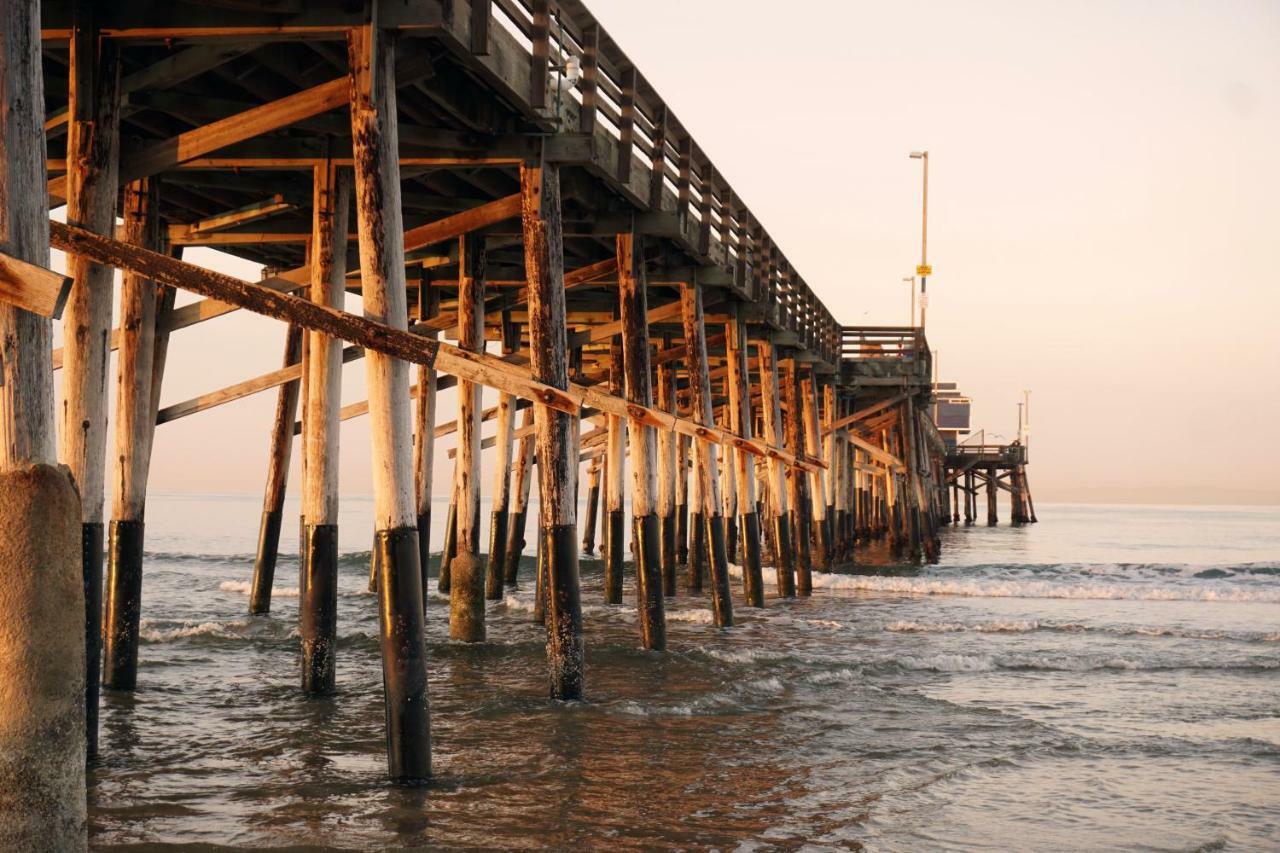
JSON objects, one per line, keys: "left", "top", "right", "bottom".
{"left": 0, "top": 249, "right": 73, "bottom": 319}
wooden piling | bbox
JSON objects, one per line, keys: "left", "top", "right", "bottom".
{"left": 655, "top": 355, "right": 678, "bottom": 596}
{"left": 520, "top": 159, "right": 584, "bottom": 700}
{"left": 801, "top": 376, "right": 830, "bottom": 570}
{"left": 0, "top": 0, "right": 86, "bottom": 842}
{"left": 757, "top": 337, "right": 795, "bottom": 597}
{"left": 299, "top": 162, "right": 350, "bottom": 695}
{"left": 986, "top": 470, "right": 998, "bottom": 526}
{"left": 675, "top": 435, "right": 689, "bottom": 568}
{"left": 581, "top": 460, "right": 600, "bottom": 555}
{"left": 726, "top": 317, "right": 765, "bottom": 606}
{"left": 616, "top": 231, "right": 665, "bottom": 649}
{"left": 781, "top": 359, "right": 812, "bottom": 593}
{"left": 450, "top": 233, "right": 486, "bottom": 641}
{"left": 60, "top": 7, "right": 121, "bottom": 756}
{"left": 349, "top": 20, "right": 430, "bottom": 782}
{"left": 413, "top": 271, "right": 440, "bottom": 605}
{"left": 101, "top": 180, "right": 158, "bottom": 693}
{"left": 603, "top": 309, "right": 627, "bottom": 605}
{"left": 680, "top": 285, "right": 733, "bottom": 627}
{"left": 249, "top": 324, "right": 303, "bottom": 614}
{"left": 485, "top": 311, "right": 518, "bottom": 599}
{"left": 505, "top": 407, "right": 536, "bottom": 584}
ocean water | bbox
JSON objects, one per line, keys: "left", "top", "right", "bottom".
{"left": 90, "top": 497, "right": 1280, "bottom": 850}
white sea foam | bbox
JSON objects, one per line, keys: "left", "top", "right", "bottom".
{"left": 219, "top": 580, "right": 299, "bottom": 598}
{"left": 807, "top": 667, "right": 863, "bottom": 685}
{"left": 807, "top": 573, "right": 1280, "bottom": 603}
{"left": 898, "top": 653, "right": 997, "bottom": 672}
{"left": 667, "top": 608, "right": 716, "bottom": 624}
{"left": 139, "top": 619, "right": 248, "bottom": 643}
{"left": 705, "top": 646, "right": 787, "bottom": 665}
{"left": 884, "top": 620, "right": 1041, "bottom": 634}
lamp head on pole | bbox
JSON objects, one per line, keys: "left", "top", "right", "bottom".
{"left": 909, "top": 151, "right": 928, "bottom": 159}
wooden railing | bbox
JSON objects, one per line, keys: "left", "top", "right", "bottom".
{"left": 839, "top": 326, "right": 928, "bottom": 359}
{"left": 455, "top": 0, "right": 843, "bottom": 365}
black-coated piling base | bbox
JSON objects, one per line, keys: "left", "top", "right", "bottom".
{"left": 658, "top": 511, "right": 677, "bottom": 597}
{"left": 812, "top": 519, "right": 830, "bottom": 571}
{"left": 675, "top": 503, "right": 688, "bottom": 566}
{"left": 739, "top": 511, "right": 765, "bottom": 608}
{"left": 604, "top": 508, "right": 625, "bottom": 604}
{"left": 82, "top": 522, "right": 104, "bottom": 760}
{"left": 705, "top": 514, "right": 734, "bottom": 628}
{"left": 541, "top": 524, "right": 584, "bottom": 701}
{"left": 250, "top": 508, "right": 283, "bottom": 614}
{"left": 374, "top": 526, "right": 431, "bottom": 783}
{"left": 533, "top": 531, "right": 547, "bottom": 624}
{"left": 505, "top": 509, "right": 527, "bottom": 586}
{"left": 416, "top": 510, "right": 431, "bottom": 610}
{"left": 772, "top": 516, "right": 796, "bottom": 598}
{"left": 688, "top": 511, "right": 706, "bottom": 592}
{"left": 582, "top": 484, "right": 600, "bottom": 555}
{"left": 634, "top": 513, "right": 666, "bottom": 650}
{"left": 103, "top": 519, "right": 145, "bottom": 691}
{"left": 792, "top": 511, "right": 813, "bottom": 596}
{"left": 438, "top": 502, "right": 457, "bottom": 593}
{"left": 725, "top": 515, "right": 738, "bottom": 565}
{"left": 486, "top": 508, "right": 508, "bottom": 600}
{"left": 301, "top": 524, "right": 339, "bottom": 696}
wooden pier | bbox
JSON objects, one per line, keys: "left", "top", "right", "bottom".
{"left": 0, "top": 1, "right": 1032, "bottom": 831}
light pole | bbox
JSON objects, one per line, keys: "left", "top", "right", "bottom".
{"left": 902, "top": 276, "right": 916, "bottom": 327}
{"left": 909, "top": 150, "right": 929, "bottom": 330}
{"left": 1022, "top": 389, "right": 1031, "bottom": 451}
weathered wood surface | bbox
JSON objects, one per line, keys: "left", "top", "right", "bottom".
{"left": 521, "top": 159, "right": 583, "bottom": 701}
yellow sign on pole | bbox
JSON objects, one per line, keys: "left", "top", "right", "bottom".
{"left": 916, "top": 264, "right": 933, "bottom": 277}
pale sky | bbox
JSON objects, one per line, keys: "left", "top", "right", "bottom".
{"left": 55, "top": 0, "right": 1280, "bottom": 506}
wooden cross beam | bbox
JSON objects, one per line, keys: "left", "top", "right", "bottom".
{"left": 51, "top": 192, "right": 525, "bottom": 368}
{"left": 0, "top": 249, "right": 73, "bottom": 319}
{"left": 822, "top": 392, "right": 908, "bottom": 435}
{"left": 48, "top": 220, "right": 824, "bottom": 473}
{"left": 49, "top": 76, "right": 350, "bottom": 202}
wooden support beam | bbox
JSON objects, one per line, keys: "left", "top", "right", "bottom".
{"left": 60, "top": 10, "right": 121, "bottom": 760}
{"left": 757, "top": 336, "right": 794, "bottom": 597}
{"left": 348, "top": 18, "right": 428, "bottom": 784}
{"left": 299, "top": 161, "right": 350, "bottom": 695}
{"left": 726, "top": 317, "right": 764, "bottom": 606}
{"left": 48, "top": 221, "right": 819, "bottom": 478}
{"left": 486, "top": 310, "right": 519, "bottom": 599}
{"left": 248, "top": 324, "right": 302, "bottom": 615}
{"left": 505, "top": 406, "right": 536, "bottom": 585}
{"left": 52, "top": 193, "right": 523, "bottom": 370}
{"left": 602, "top": 303, "right": 626, "bottom": 605}
{"left": 450, "top": 233, "right": 486, "bottom": 642}
{"left": 824, "top": 392, "right": 908, "bottom": 435}
{"left": 101, "top": 179, "right": 155, "bottom": 697}
{"left": 655, "top": 345, "right": 678, "bottom": 597}
{"left": 681, "top": 285, "right": 733, "bottom": 627}
{"left": 801, "top": 376, "right": 829, "bottom": 569}
{"left": 413, "top": 272, "right": 440, "bottom": 595}
{"left": 781, "top": 358, "right": 811, "bottom": 593}
{"left": 0, "top": 2, "right": 84, "bottom": 843}
{"left": 188, "top": 194, "right": 294, "bottom": 235}
{"left": 50, "top": 75, "right": 350, "bottom": 202}
{"left": 0, "top": 252, "right": 71, "bottom": 318}
{"left": 617, "top": 231, "right": 665, "bottom": 649}
{"left": 521, "top": 158, "right": 584, "bottom": 700}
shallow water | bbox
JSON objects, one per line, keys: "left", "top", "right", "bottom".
{"left": 90, "top": 498, "right": 1280, "bottom": 850}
